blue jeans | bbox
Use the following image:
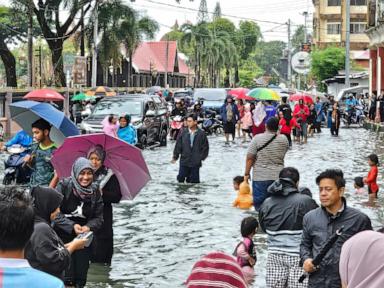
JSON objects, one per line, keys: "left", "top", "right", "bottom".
{"left": 252, "top": 180, "right": 274, "bottom": 211}
{"left": 177, "top": 165, "right": 200, "bottom": 183}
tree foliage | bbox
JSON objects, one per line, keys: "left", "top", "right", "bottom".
{"left": 311, "top": 46, "right": 345, "bottom": 89}
{"left": 238, "top": 21, "right": 262, "bottom": 60}
{"left": 197, "top": 0, "right": 209, "bottom": 23}
{"left": 254, "top": 41, "right": 286, "bottom": 75}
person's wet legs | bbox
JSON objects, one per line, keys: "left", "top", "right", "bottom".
{"left": 252, "top": 180, "right": 274, "bottom": 211}
{"left": 186, "top": 166, "right": 200, "bottom": 183}
{"left": 177, "top": 165, "right": 190, "bottom": 183}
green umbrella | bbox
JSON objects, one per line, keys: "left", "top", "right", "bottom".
{"left": 247, "top": 88, "right": 281, "bottom": 101}
{"left": 71, "top": 92, "right": 91, "bottom": 101}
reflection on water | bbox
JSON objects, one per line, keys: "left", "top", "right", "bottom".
{"left": 2, "top": 127, "right": 380, "bottom": 287}
{"left": 87, "top": 127, "right": 384, "bottom": 287}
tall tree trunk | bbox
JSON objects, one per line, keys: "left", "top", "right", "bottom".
{"left": 224, "top": 68, "right": 230, "bottom": 88}
{"left": 234, "top": 63, "right": 240, "bottom": 87}
{"left": 193, "top": 48, "right": 198, "bottom": 88}
{"left": 47, "top": 40, "right": 66, "bottom": 87}
{"left": 197, "top": 52, "right": 201, "bottom": 88}
{"left": 0, "top": 40, "right": 17, "bottom": 87}
{"left": 128, "top": 53, "right": 133, "bottom": 87}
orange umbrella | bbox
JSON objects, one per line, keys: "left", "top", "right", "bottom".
{"left": 86, "top": 86, "right": 116, "bottom": 97}
{"left": 23, "top": 89, "right": 65, "bottom": 102}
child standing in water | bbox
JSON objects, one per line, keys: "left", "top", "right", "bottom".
{"left": 354, "top": 177, "right": 366, "bottom": 195}
{"left": 364, "top": 154, "right": 379, "bottom": 205}
{"left": 234, "top": 216, "right": 258, "bottom": 285}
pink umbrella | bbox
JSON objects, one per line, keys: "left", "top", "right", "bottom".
{"left": 228, "top": 88, "right": 253, "bottom": 101}
{"left": 24, "top": 89, "right": 65, "bottom": 102}
{"left": 51, "top": 134, "right": 151, "bottom": 200}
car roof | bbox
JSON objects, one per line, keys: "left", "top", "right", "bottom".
{"left": 98, "top": 94, "right": 157, "bottom": 101}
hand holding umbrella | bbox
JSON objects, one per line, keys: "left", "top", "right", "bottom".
{"left": 299, "top": 226, "right": 344, "bottom": 283}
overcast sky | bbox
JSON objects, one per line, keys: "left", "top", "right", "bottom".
{"left": 129, "top": 0, "right": 314, "bottom": 42}
{"left": 0, "top": 0, "right": 313, "bottom": 42}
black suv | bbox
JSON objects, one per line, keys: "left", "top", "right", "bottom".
{"left": 80, "top": 94, "right": 169, "bottom": 148}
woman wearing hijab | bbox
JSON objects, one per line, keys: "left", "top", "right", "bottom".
{"left": 87, "top": 145, "right": 122, "bottom": 264}
{"left": 252, "top": 101, "right": 266, "bottom": 136}
{"left": 54, "top": 157, "right": 103, "bottom": 288}
{"left": 220, "top": 96, "right": 240, "bottom": 145}
{"left": 340, "top": 230, "right": 384, "bottom": 288}
{"left": 25, "top": 187, "right": 87, "bottom": 280}
{"left": 117, "top": 114, "right": 137, "bottom": 145}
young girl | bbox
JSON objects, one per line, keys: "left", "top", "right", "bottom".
{"left": 354, "top": 177, "right": 366, "bottom": 195}
{"left": 102, "top": 114, "right": 118, "bottom": 137}
{"left": 233, "top": 181, "right": 253, "bottom": 210}
{"left": 279, "top": 111, "right": 299, "bottom": 148}
{"left": 364, "top": 154, "right": 379, "bottom": 204}
{"left": 234, "top": 216, "right": 258, "bottom": 285}
{"left": 241, "top": 104, "right": 253, "bottom": 142}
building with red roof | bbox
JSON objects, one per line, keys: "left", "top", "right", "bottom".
{"left": 131, "top": 41, "right": 191, "bottom": 88}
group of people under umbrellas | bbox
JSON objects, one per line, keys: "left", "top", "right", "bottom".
{"left": 1, "top": 100, "right": 150, "bottom": 288}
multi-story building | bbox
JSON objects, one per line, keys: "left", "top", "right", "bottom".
{"left": 313, "top": 0, "right": 369, "bottom": 50}
{"left": 366, "top": 0, "right": 384, "bottom": 95}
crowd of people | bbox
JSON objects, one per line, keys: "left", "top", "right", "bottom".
{"left": 0, "top": 117, "right": 123, "bottom": 287}
{"left": 1, "top": 89, "right": 383, "bottom": 288}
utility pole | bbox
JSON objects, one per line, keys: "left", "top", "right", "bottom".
{"left": 35, "top": 46, "right": 42, "bottom": 88}
{"left": 164, "top": 35, "right": 169, "bottom": 88}
{"left": 91, "top": 0, "right": 99, "bottom": 87}
{"left": 345, "top": 0, "right": 351, "bottom": 88}
{"left": 303, "top": 11, "right": 308, "bottom": 44}
{"left": 287, "top": 19, "right": 292, "bottom": 89}
{"left": 27, "top": 4, "right": 33, "bottom": 88}
{"left": 80, "top": 7, "right": 85, "bottom": 57}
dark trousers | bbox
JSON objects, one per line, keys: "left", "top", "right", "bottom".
{"left": 282, "top": 133, "right": 292, "bottom": 147}
{"left": 331, "top": 123, "right": 339, "bottom": 136}
{"left": 369, "top": 107, "right": 376, "bottom": 121}
{"left": 177, "top": 165, "right": 200, "bottom": 183}
{"left": 65, "top": 247, "right": 91, "bottom": 287}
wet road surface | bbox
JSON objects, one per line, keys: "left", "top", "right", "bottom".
{"left": 4, "top": 126, "right": 381, "bottom": 287}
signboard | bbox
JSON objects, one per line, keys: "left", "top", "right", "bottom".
{"left": 72, "top": 56, "right": 87, "bottom": 85}
{"left": 291, "top": 51, "right": 311, "bottom": 75}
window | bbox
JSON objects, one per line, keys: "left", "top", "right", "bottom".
{"left": 327, "top": 23, "right": 341, "bottom": 34}
{"left": 350, "top": 22, "right": 366, "bottom": 34}
{"left": 351, "top": 0, "right": 367, "bottom": 5}
{"left": 328, "top": 0, "right": 341, "bottom": 6}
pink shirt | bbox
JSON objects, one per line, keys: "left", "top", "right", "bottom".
{"left": 102, "top": 117, "right": 118, "bottom": 137}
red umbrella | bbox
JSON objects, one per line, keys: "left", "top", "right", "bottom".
{"left": 24, "top": 89, "right": 65, "bottom": 102}
{"left": 228, "top": 88, "right": 253, "bottom": 101}
{"left": 289, "top": 93, "right": 314, "bottom": 104}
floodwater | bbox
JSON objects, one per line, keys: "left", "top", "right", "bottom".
{"left": 4, "top": 127, "right": 383, "bottom": 287}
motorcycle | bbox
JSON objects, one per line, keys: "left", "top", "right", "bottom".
{"left": 3, "top": 144, "right": 32, "bottom": 185}
{"left": 170, "top": 115, "right": 184, "bottom": 140}
{"left": 202, "top": 113, "right": 223, "bottom": 135}
{"left": 342, "top": 106, "right": 365, "bottom": 127}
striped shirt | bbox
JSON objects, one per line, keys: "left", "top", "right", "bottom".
{"left": 186, "top": 252, "right": 247, "bottom": 288}
{"left": 247, "top": 131, "right": 289, "bottom": 181}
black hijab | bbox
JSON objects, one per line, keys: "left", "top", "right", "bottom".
{"left": 31, "top": 186, "right": 63, "bottom": 223}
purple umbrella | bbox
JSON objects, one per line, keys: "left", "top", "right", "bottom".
{"left": 51, "top": 133, "right": 150, "bottom": 200}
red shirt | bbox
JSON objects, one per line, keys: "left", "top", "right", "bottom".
{"left": 279, "top": 118, "right": 299, "bottom": 134}
{"left": 365, "top": 166, "right": 379, "bottom": 193}
{"left": 293, "top": 104, "right": 310, "bottom": 122}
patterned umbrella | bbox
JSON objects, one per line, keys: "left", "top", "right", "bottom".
{"left": 247, "top": 88, "right": 281, "bottom": 101}
{"left": 86, "top": 86, "right": 116, "bottom": 97}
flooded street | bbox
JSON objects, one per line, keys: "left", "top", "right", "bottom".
{"left": 50, "top": 127, "right": 384, "bottom": 287}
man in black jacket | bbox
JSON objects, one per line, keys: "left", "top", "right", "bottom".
{"left": 259, "top": 167, "right": 318, "bottom": 288}
{"left": 300, "top": 169, "right": 372, "bottom": 288}
{"left": 172, "top": 114, "right": 209, "bottom": 183}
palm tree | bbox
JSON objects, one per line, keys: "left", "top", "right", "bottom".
{"left": 87, "top": 0, "right": 158, "bottom": 86}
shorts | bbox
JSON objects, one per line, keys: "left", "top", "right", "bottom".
{"left": 368, "top": 186, "right": 378, "bottom": 196}
{"left": 224, "top": 122, "right": 236, "bottom": 134}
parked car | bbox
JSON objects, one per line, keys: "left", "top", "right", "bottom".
{"left": 80, "top": 94, "right": 169, "bottom": 148}
{"left": 193, "top": 88, "right": 227, "bottom": 114}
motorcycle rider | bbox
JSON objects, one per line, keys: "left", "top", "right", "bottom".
{"left": 171, "top": 100, "right": 187, "bottom": 118}
{"left": 4, "top": 130, "right": 32, "bottom": 149}
{"left": 345, "top": 94, "right": 358, "bottom": 125}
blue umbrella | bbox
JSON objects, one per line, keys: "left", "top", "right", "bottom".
{"left": 10, "top": 100, "right": 79, "bottom": 146}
